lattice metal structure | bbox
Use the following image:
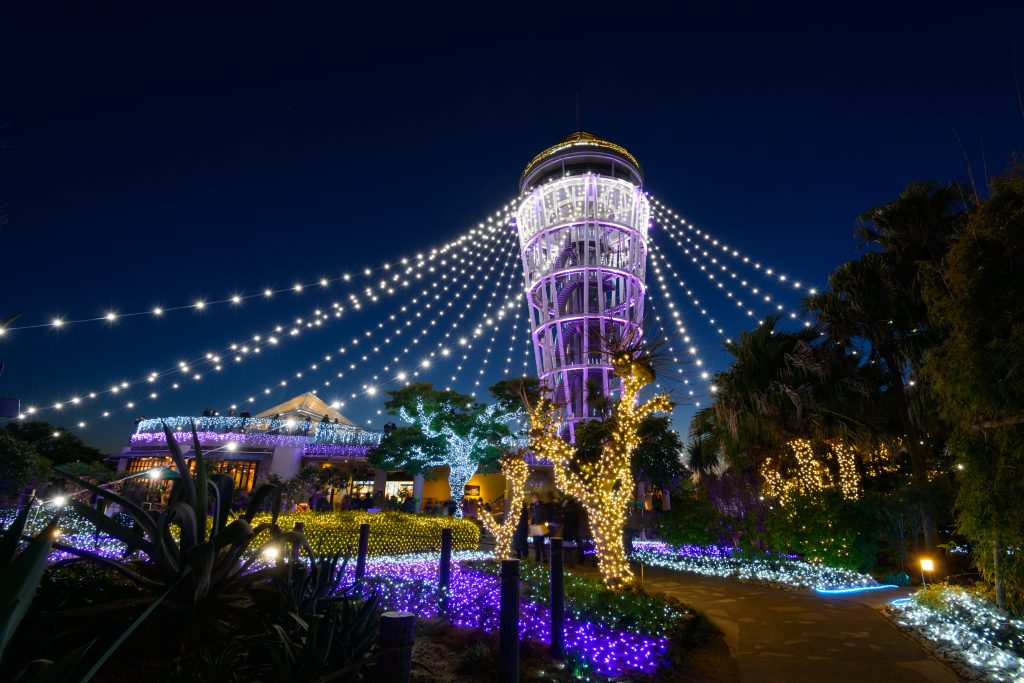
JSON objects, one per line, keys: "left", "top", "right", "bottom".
{"left": 515, "top": 132, "right": 650, "bottom": 441}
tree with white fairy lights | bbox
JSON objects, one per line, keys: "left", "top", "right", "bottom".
{"left": 529, "top": 341, "right": 674, "bottom": 588}
{"left": 370, "top": 383, "right": 517, "bottom": 518}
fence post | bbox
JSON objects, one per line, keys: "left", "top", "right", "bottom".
{"left": 290, "top": 522, "right": 304, "bottom": 563}
{"left": 439, "top": 527, "right": 452, "bottom": 590}
{"left": 549, "top": 537, "right": 564, "bottom": 660}
{"left": 376, "top": 611, "right": 416, "bottom": 683}
{"left": 500, "top": 559, "right": 520, "bottom": 683}
{"left": 355, "top": 523, "right": 370, "bottom": 584}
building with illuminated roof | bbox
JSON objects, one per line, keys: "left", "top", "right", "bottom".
{"left": 112, "top": 392, "right": 508, "bottom": 511}
{"left": 113, "top": 392, "right": 383, "bottom": 494}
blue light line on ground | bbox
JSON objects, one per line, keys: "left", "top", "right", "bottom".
{"left": 814, "top": 584, "right": 899, "bottom": 595}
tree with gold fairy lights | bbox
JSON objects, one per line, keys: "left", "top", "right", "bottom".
{"left": 478, "top": 452, "right": 529, "bottom": 560}
{"left": 529, "top": 343, "right": 674, "bottom": 588}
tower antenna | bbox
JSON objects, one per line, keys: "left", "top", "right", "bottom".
{"left": 575, "top": 92, "right": 581, "bottom": 130}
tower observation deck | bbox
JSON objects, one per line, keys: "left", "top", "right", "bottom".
{"left": 515, "top": 132, "right": 650, "bottom": 441}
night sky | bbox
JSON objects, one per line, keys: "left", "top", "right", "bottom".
{"left": 1, "top": 6, "right": 1021, "bottom": 453}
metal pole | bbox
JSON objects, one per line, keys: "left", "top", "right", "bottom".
{"left": 500, "top": 559, "right": 520, "bottom": 683}
{"left": 439, "top": 527, "right": 452, "bottom": 590}
{"left": 549, "top": 537, "right": 564, "bottom": 660}
{"left": 376, "top": 611, "right": 416, "bottom": 683}
{"left": 355, "top": 523, "right": 370, "bottom": 584}
{"left": 290, "top": 521, "right": 304, "bottom": 563}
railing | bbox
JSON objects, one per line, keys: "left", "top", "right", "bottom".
{"left": 133, "top": 416, "right": 383, "bottom": 447}
{"left": 515, "top": 175, "right": 650, "bottom": 246}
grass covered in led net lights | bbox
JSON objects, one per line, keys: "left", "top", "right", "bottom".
{"left": 466, "top": 559, "right": 694, "bottom": 638}
{"left": 631, "top": 539, "right": 879, "bottom": 591}
{"left": 1, "top": 506, "right": 479, "bottom": 561}
{"left": 352, "top": 552, "right": 698, "bottom": 677}
{"left": 888, "top": 584, "right": 1024, "bottom": 682}
{"left": 249, "top": 510, "right": 480, "bottom": 556}
{"left": 1, "top": 503, "right": 133, "bottom": 560}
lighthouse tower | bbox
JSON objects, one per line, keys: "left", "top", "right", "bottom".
{"left": 515, "top": 132, "right": 650, "bottom": 441}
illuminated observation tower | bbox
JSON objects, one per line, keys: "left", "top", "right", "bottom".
{"left": 515, "top": 132, "right": 650, "bottom": 441}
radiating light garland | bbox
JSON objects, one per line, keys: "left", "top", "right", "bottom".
{"left": 398, "top": 399, "right": 517, "bottom": 518}
{"left": 288, "top": 223, "right": 520, "bottom": 425}
{"left": 286, "top": 223, "right": 522, "bottom": 426}
{"left": 9, "top": 216, "right": 514, "bottom": 426}
{"left": 365, "top": 223, "right": 517, "bottom": 399}
{"left": 216, "top": 220, "right": 512, "bottom": 417}
{"left": 648, "top": 195, "right": 818, "bottom": 296}
{"left": 631, "top": 541, "right": 879, "bottom": 591}
{"left": 438, "top": 222, "right": 521, "bottom": 394}
{"left": 478, "top": 454, "right": 529, "bottom": 559}
{"left": 235, "top": 219, "right": 517, "bottom": 413}
{"left": 0, "top": 202, "right": 519, "bottom": 336}
{"left": 531, "top": 353, "right": 673, "bottom": 587}
{"left": 653, "top": 208, "right": 812, "bottom": 328}
{"left": 457, "top": 240, "right": 522, "bottom": 399}
{"left": 643, "top": 268, "right": 705, "bottom": 405}
{"left": 889, "top": 585, "right": 1024, "bottom": 682}
{"left": 499, "top": 293, "right": 531, "bottom": 378}
{"left": 337, "top": 223, "right": 515, "bottom": 411}
{"left": 647, "top": 243, "right": 715, "bottom": 398}
{"left": 649, "top": 239, "right": 733, "bottom": 343}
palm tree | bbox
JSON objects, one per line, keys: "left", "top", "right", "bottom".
{"left": 692, "top": 316, "right": 877, "bottom": 508}
{"left": 805, "top": 181, "right": 964, "bottom": 550}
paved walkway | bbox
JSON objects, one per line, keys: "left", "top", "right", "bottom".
{"left": 635, "top": 564, "right": 959, "bottom": 682}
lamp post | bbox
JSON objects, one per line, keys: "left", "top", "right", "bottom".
{"left": 920, "top": 558, "right": 934, "bottom": 586}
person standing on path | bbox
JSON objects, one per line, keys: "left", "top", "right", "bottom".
{"left": 529, "top": 493, "right": 548, "bottom": 562}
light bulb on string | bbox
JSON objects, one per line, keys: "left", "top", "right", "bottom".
{"left": 648, "top": 195, "right": 818, "bottom": 296}
{"left": 653, "top": 208, "right": 812, "bottom": 328}
{"left": 237, "top": 218, "right": 517, "bottom": 410}
{"left": 0, "top": 199, "right": 520, "bottom": 336}
{"left": 8, "top": 208, "right": 514, "bottom": 426}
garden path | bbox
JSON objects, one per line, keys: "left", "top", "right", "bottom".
{"left": 634, "top": 564, "right": 960, "bottom": 683}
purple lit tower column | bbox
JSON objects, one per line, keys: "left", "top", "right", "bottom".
{"left": 515, "top": 132, "right": 650, "bottom": 441}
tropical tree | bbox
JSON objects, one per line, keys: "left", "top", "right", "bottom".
{"left": 633, "top": 415, "right": 685, "bottom": 487}
{"left": 478, "top": 453, "right": 529, "bottom": 560}
{"left": 530, "top": 344, "right": 673, "bottom": 587}
{"left": 699, "top": 317, "right": 871, "bottom": 481}
{"left": 0, "top": 432, "right": 49, "bottom": 496}
{"left": 923, "top": 162, "right": 1024, "bottom": 610}
{"left": 4, "top": 421, "right": 107, "bottom": 467}
{"left": 806, "top": 181, "right": 965, "bottom": 550}
{"left": 369, "top": 383, "right": 517, "bottom": 518}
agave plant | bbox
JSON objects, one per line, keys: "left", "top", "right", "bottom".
{"left": 0, "top": 500, "right": 61, "bottom": 665}
{"left": 56, "top": 423, "right": 294, "bottom": 635}
{"left": 260, "top": 546, "right": 382, "bottom": 682}
{"left": 269, "top": 588, "right": 381, "bottom": 683}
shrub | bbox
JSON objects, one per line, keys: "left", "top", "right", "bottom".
{"left": 251, "top": 511, "right": 479, "bottom": 556}
{"left": 657, "top": 487, "right": 727, "bottom": 548}
{"left": 761, "top": 491, "right": 878, "bottom": 572}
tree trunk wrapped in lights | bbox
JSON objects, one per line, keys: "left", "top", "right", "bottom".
{"left": 530, "top": 353, "right": 673, "bottom": 588}
{"left": 478, "top": 454, "right": 529, "bottom": 560}
{"left": 760, "top": 439, "right": 862, "bottom": 505}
